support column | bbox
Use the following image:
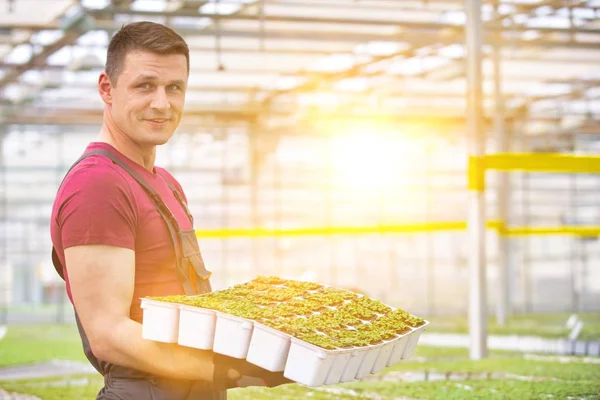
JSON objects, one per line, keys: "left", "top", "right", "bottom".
{"left": 426, "top": 146, "right": 435, "bottom": 316}
{"left": 493, "top": 3, "right": 510, "bottom": 327}
{"left": 248, "top": 123, "right": 261, "bottom": 276}
{"left": 0, "top": 125, "right": 7, "bottom": 324}
{"left": 220, "top": 124, "right": 229, "bottom": 281}
{"left": 465, "top": 0, "right": 488, "bottom": 360}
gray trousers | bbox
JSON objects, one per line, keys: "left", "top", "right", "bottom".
{"left": 97, "top": 366, "right": 227, "bottom": 400}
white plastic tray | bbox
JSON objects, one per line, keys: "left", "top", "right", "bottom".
{"left": 140, "top": 299, "right": 180, "bottom": 343}
{"left": 212, "top": 312, "right": 254, "bottom": 359}
{"left": 178, "top": 305, "right": 216, "bottom": 350}
{"left": 140, "top": 296, "right": 429, "bottom": 386}
{"left": 246, "top": 323, "right": 291, "bottom": 372}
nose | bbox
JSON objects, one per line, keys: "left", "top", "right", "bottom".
{"left": 150, "top": 87, "right": 171, "bottom": 111}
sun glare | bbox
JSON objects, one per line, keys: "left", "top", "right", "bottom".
{"left": 329, "top": 131, "right": 419, "bottom": 192}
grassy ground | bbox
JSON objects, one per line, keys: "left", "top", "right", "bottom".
{"left": 426, "top": 312, "right": 600, "bottom": 340}
{"left": 0, "top": 324, "right": 87, "bottom": 367}
{"left": 3, "top": 312, "right": 597, "bottom": 368}
{"left": 1, "top": 323, "right": 599, "bottom": 399}
{"left": 2, "top": 349, "right": 598, "bottom": 399}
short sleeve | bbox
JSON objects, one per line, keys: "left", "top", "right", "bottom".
{"left": 57, "top": 161, "right": 138, "bottom": 250}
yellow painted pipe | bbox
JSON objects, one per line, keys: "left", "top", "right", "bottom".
{"left": 195, "top": 154, "right": 600, "bottom": 239}
{"left": 484, "top": 153, "right": 600, "bottom": 174}
{"left": 195, "top": 221, "right": 599, "bottom": 238}
{"left": 468, "top": 153, "right": 600, "bottom": 192}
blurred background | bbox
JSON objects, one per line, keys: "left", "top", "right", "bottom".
{"left": 0, "top": 0, "right": 599, "bottom": 399}
{"left": 1, "top": 0, "right": 599, "bottom": 323}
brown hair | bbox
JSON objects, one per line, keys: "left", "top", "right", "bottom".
{"left": 105, "top": 21, "right": 189, "bottom": 85}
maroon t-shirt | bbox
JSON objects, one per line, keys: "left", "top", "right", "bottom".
{"left": 50, "top": 142, "right": 191, "bottom": 323}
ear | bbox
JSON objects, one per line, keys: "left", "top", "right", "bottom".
{"left": 98, "top": 72, "right": 113, "bottom": 105}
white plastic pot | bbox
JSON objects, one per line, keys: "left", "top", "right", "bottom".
{"left": 354, "top": 344, "right": 381, "bottom": 379}
{"left": 324, "top": 350, "right": 353, "bottom": 385}
{"left": 340, "top": 348, "right": 367, "bottom": 382}
{"left": 140, "top": 299, "right": 180, "bottom": 343}
{"left": 386, "top": 333, "right": 410, "bottom": 367}
{"left": 401, "top": 322, "right": 429, "bottom": 360}
{"left": 246, "top": 323, "right": 291, "bottom": 372}
{"left": 371, "top": 339, "right": 395, "bottom": 374}
{"left": 283, "top": 339, "right": 337, "bottom": 387}
{"left": 178, "top": 306, "right": 216, "bottom": 350}
{"left": 212, "top": 313, "right": 254, "bottom": 359}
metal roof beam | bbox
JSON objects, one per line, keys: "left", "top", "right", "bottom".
{"left": 85, "top": 6, "right": 600, "bottom": 36}
{"left": 84, "top": 20, "right": 600, "bottom": 50}
{"left": 0, "top": 31, "right": 84, "bottom": 89}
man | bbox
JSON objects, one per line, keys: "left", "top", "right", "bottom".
{"left": 50, "top": 22, "right": 286, "bottom": 400}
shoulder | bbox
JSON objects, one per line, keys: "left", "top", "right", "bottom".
{"left": 54, "top": 155, "right": 139, "bottom": 249}
{"left": 59, "top": 155, "right": 139, "bottom": 206}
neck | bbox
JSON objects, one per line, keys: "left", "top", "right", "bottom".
{"left": 97, "top": 111, "right": 155, "bottom": 172}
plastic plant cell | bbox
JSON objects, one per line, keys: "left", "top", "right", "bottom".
{"left": 177, "top": 306, "right": 216, "bottom": 350}
{"left": 323, "top": 349, "right": 353, "bottom": 385}
{"left": 354, "top": 344, "right": 382, "bottom": 379}
{"left": 212, "top": 313, "right": 254, "bottom": 359}
{"left": 386, "top": 333, "right": 410, "bottom": 367}
{"left": 140, "top": 299, "right": 180, "bottom": 343}
{"left": 371, "top": 339, "right": 396, "bottom": 374}
{"left": 283, "top": 338, "right": 337, "bottom": 387}
{"left": 401, "top": 321, "right": 429, "bottom": 360}
{"left": 246, "top": 323, "right": 291, "bottom": 372}
{"left": 340, "top": 348, "right": 368, "bottom": 382}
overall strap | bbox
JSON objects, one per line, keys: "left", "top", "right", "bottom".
{"left": 156, "top": 170, "right": 195, "bottom": 225}
{"left": 81, "top": 150, "right": 183, "bottom": 237}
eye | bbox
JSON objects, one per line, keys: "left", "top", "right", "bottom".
{"left": 167, "top": 84, "right": 181, "bottom": 91}
{"left": 138, "top": 83, "right": 151, "bottom": 89}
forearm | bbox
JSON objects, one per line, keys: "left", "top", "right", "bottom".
{"left": 97, "top": 318, "right": 215, "bottom": 381}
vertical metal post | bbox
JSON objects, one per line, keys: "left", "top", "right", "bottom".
{"left": 568, "top": 0, "right": 579, "bottom": 314}
{"left": 493, "top": 2, "right": 509, "bottom": 326}
{"left": 569, "top": 127, "right": 580, "bottom": 311}
{"left": 465, "top": 0, "right": 488, "bottom": 360}
{"left": 523, "top": 169, "right": 531, "bottom": 312}
{"left": 580, "top": 238, "right": 587, "bottom": 312}
{"left": 326, "top": 136, "right": 334, "bottom": 285}
{"left": 220, "top": 124, "right": 229, "bottom": 281}
{"left": 274, "top": 135, "right": 282, "bottom": 277}
{"left": 0, "top": 126, "right": 7, "bottom": 324}
{"left": 569, "top": 169, "right": 578, "bottom": 311}
{"left": 249, "top": 123, "right": 261, "bottom": 276}
{"left": 378, "top": 166, "right": 389, "bottom": 303}
{"left": 426, "top": 144, "right": 435, "bottom": 316}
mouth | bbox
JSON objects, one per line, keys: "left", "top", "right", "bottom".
{"left": 145, "top": 118, "right": 170, "bottom": 126}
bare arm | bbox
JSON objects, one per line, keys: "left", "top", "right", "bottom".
{"left": 65, "top": 244, "right": 228, "bottom": 381}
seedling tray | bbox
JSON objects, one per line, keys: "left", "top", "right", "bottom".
{"left": 141, "top": 276, "right": 428, "bottom": 387}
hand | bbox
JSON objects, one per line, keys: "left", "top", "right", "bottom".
{"left": 212, "top": 353, "right": 293, "bottom": 389}
{"left": 226, "top": 368, "right": 241, "bottom": 382}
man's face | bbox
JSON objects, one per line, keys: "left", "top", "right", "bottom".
{"left": 107, "top": 51, "right": 188, "bottom": 147}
